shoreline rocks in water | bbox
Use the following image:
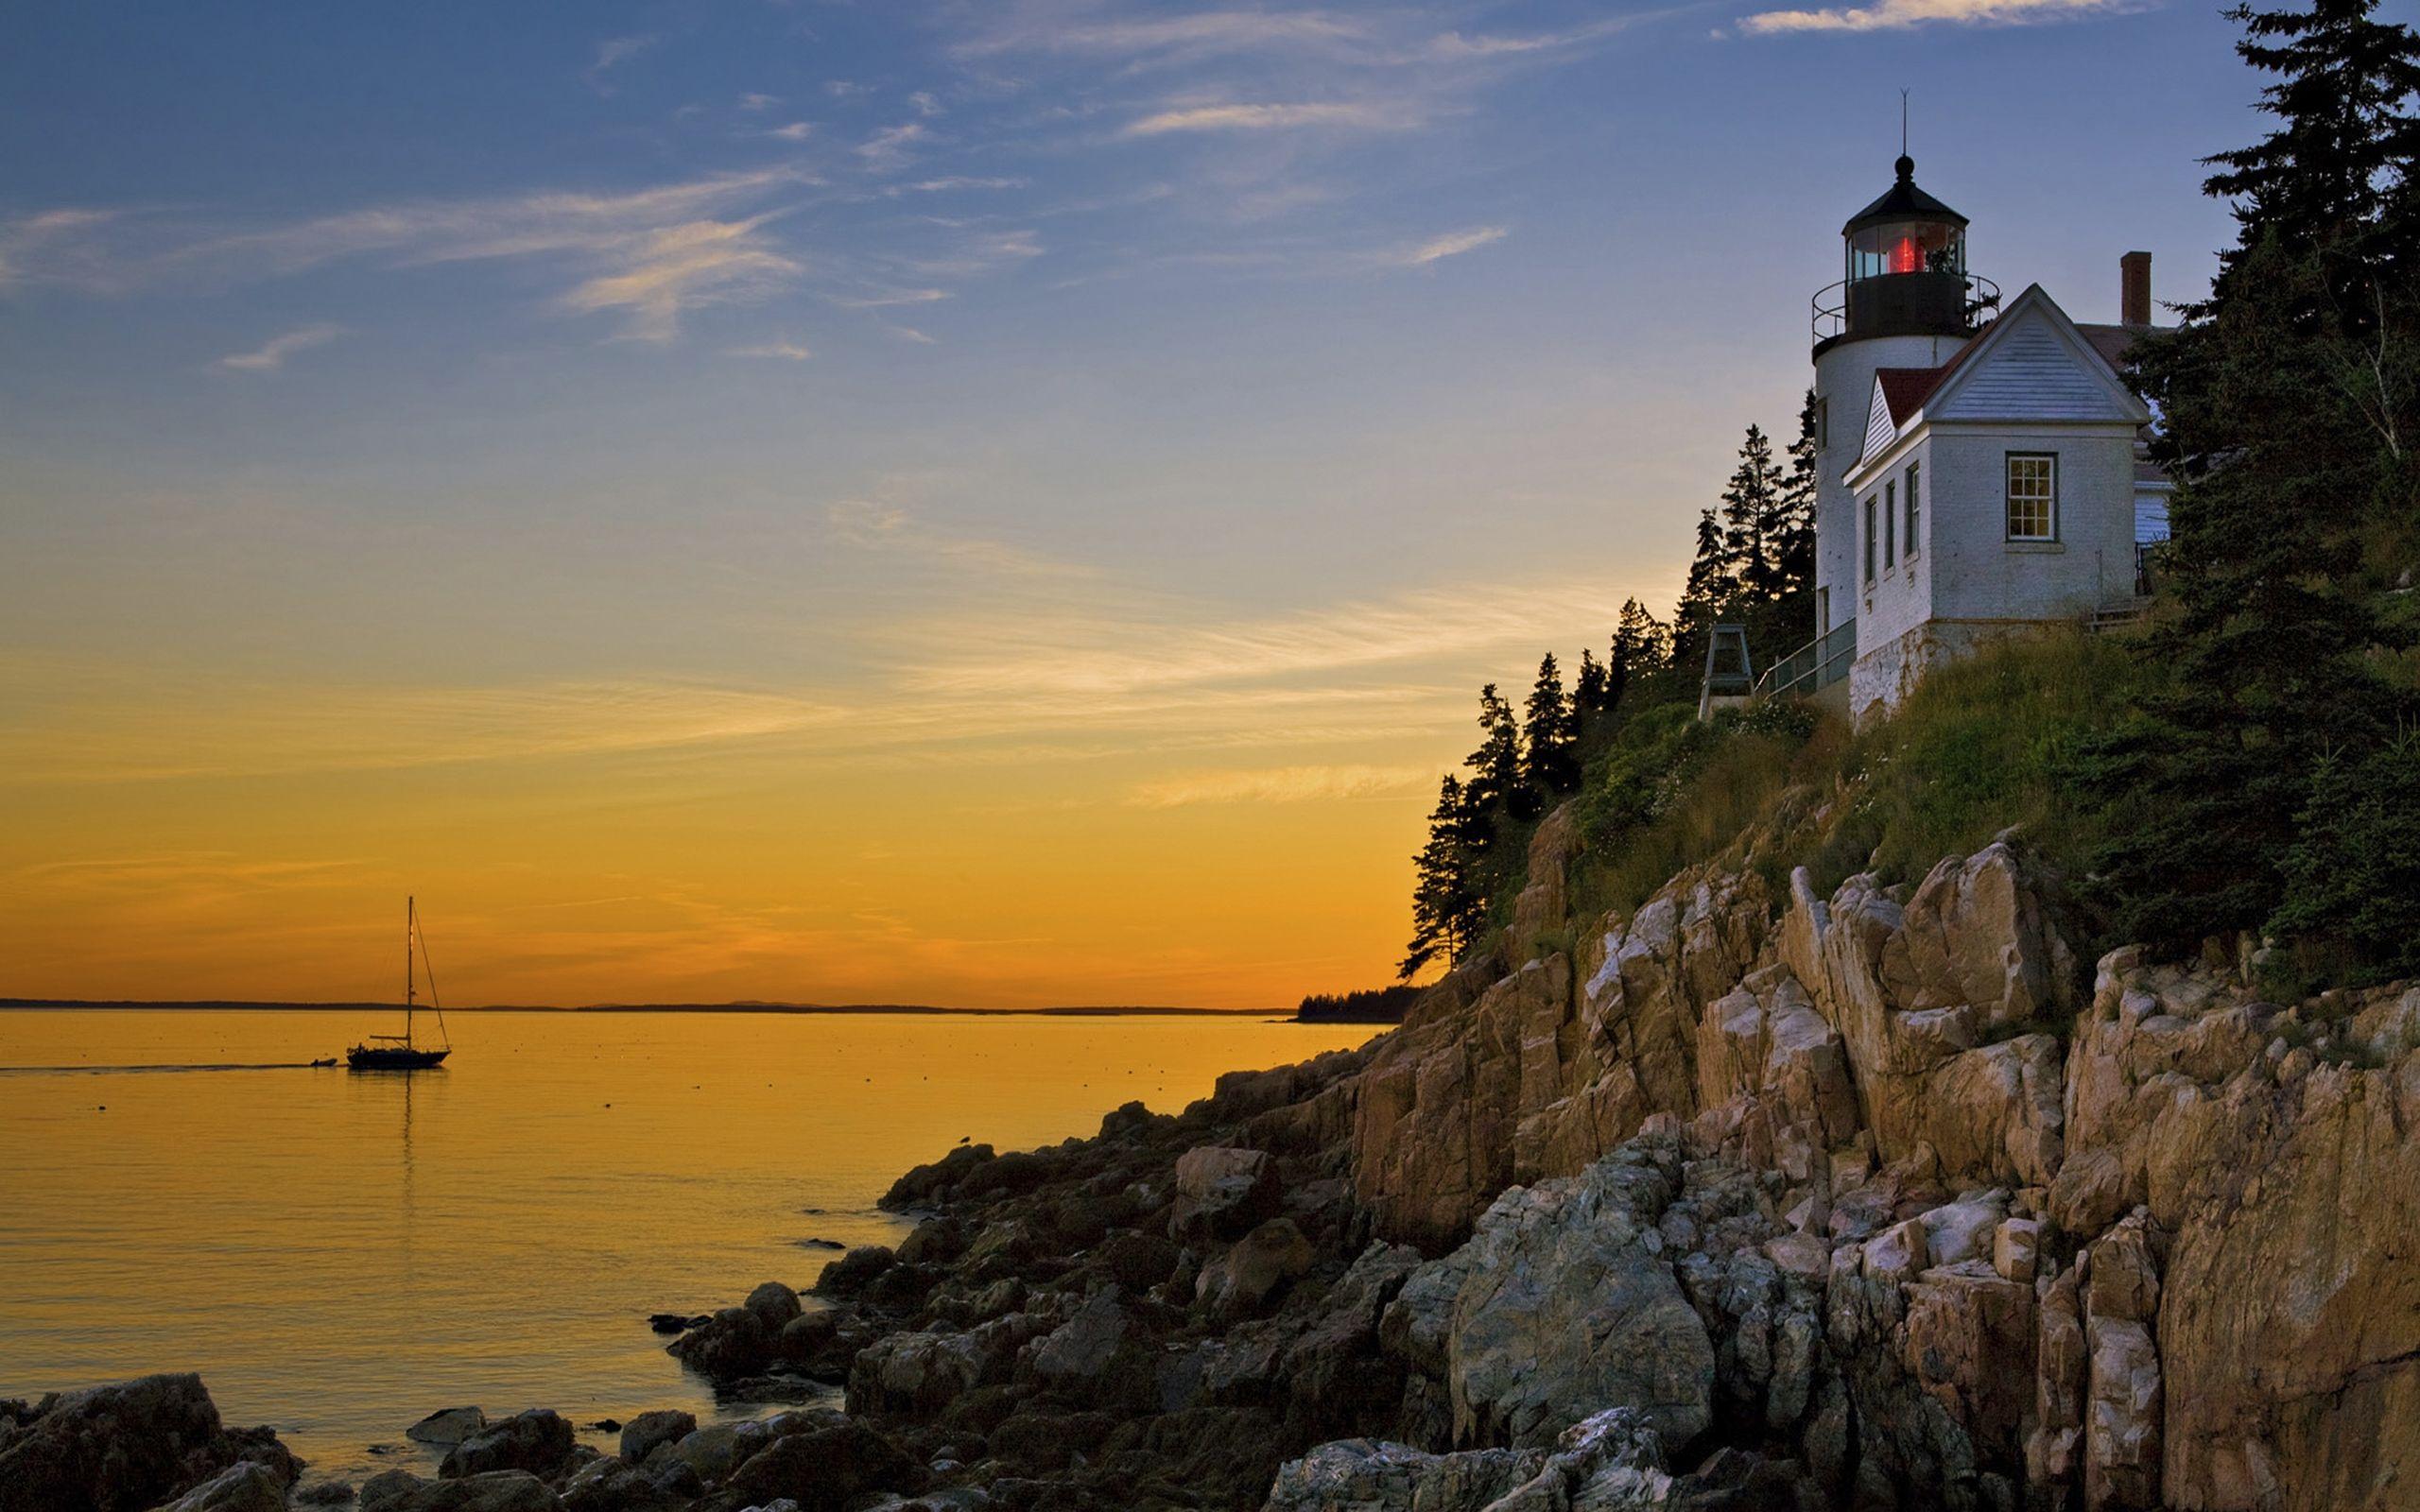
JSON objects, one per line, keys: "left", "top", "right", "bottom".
{"left": 21, "top": 833, "right": 2420, "bottom": 1511}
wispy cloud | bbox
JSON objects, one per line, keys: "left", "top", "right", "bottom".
{"left": 856, "top": 122, "right": 929, "bottom": 170}
{"left": 726, "top": 337, "right": 811, "bottom": 360}
{"left": 216, "top": 322, "right": 344, "bottom": 372}
{"left": 831, "top": 287, "right": 953, "bottom": 309}
{"left": 908, "top": 90, "right": 944, "bottom": 116}
{"left": 1736, "top": 0, "right": 2134, "bottom": 31}
{"left": 0, "top": 208, "right": 124, "bottom": 291}
{"left": 890, "top": 176, "right": 1028, "bottom": 196}
{"left": 558, "top": 215, "right": 803, "bottom": 342}
{"left": 765, "top": 121, "right": 815, "bottom": 142}
{"left": 1125, "top": 764, "right": 1431, "bottom": 807}
{"left": 1375, "top": 225, "right": 1507, "bottom": 267}
{"left": 584, "top": 33, "right": 657, "bottom": 92}
{"left": 738, "top": 92, "right": 781, "bottom": 112}
{"left": 1122, "top": 101, "right": 1414, "bottom": 136}
{"left": 957, "top": 10, "right": 1371, "bottom": 63}
{"left": 36, "top": 166, "right": 821, "bottom": 341}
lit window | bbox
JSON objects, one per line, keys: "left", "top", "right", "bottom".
{"left": 2006, "top": 455, "right": 2057, "bottom": 541}
{"left": 1863, "top": 496, "right": 1876, "bottom": 583}
{"left": 1884, "top": 481, "right": 1896, "bottom": 567}
{"left": 1905, "top": 462, "right": 1921, "bottom": 557}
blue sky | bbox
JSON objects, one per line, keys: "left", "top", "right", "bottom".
{"left": 0, "top": 1, "right": 2273, "bottom": 1005}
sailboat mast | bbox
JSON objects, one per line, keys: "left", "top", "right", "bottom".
{"left": 406, "top": 895, "right": 416, "bottom": 1049}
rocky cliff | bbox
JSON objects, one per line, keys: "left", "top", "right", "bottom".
{"left": 23, "top": 817, "right": 2415, "bottom": 1512}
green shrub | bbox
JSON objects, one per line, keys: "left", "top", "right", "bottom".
{"left": 2266, "top": 730, "right": 2420, "bottom": 986}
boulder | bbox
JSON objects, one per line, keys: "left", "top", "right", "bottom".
{"left": 1195, "top": 1218, "right": 1315, "bottom": 1321}
{"left": 366, "top": 1472, "right": 561, "bottom": 1512}
{"left": 440, "top": 1410, "right": 574, "bottom": 1481}
{"left": 1168, "top": 1146, "right": 1279, "bottom": 1244}
{"left": 812, "top": 1246, "right": 896, "bottom": 1298}
{"left": 1262, "top": 1406, "right": 1674, "bottom": 1512}
{"left": 1025, "top": 1288, "right": 1132, "bottom": 1387}
{"left": 358, "top": 1469, "right": 425, "bottom": 1510}
{"left": 666, "top": 1308, "right": 772, "bottom": 1379}
{"left": 0, "top": 1372, "right": 297, "bottom": 1512}
{"left": 1445, "top": 1138, "right": 1715, "bottom": 1452}
{"left": 710, "top": 1418, "right": 915, "bottom": 1510}
{"left": 151, "top": 1462, "right": 289, "bottom": 1512}
{"left": 406, "top": 1408, "right": 487, "bottom": 1447}
{"left": 741, "top": 1282, "right": 803, "bottom": 1332}
{"left": 1260, "top": 1437, "right": 1544, "bottom": 1512}
{"left": 558, "top": 1458, "right": 690, "bottom": 1512}
{"left": 616, "top": 1410, "right": 695, "bottom": 1466}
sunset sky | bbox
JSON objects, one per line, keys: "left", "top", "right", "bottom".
{"left": 3, "top": 1, "right": 2248, "bottom": 1007}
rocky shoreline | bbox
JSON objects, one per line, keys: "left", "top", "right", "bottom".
{"left": 8, "top": 822, "right": 2417, "bottom": 1512}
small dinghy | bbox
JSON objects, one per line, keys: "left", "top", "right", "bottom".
{"left": 349, "top": 897, "right": 453, "bottom": 1071}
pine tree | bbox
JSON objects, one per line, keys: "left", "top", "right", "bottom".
{"left": 1573, "top": 648, "right": 1610, "bottom": 737}
{"left": 1610, "top": 597, "right": 1668, "bottom": 707}
{"left": 2203, "top": 0, "right": 2420, "bottom": 293}
{"left": 1720, "top": 423, "right": 1788, "bottom": 605}
{"left": 1463, "top": 683, "right": 1524, "bottom": 821}
{"left": 1669, "top": 507, "right": 1736, "bottom": 678}
{"left": 1776, "top": 388, "right": 1822, "bottom": 640}
{"left": 1400, "top": 775, "right": 1485, "bottom": 980}
{"left": 1522, "top": 652, "right": 1579, "bottom": 794}
{"left": 2085, "top": 0, "right": 2418, "bottom": 954}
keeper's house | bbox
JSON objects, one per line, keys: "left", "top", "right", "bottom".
{"left": 1768, "top": 152, "right": 2172, "bottom": 720}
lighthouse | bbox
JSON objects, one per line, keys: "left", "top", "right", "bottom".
{"left": 1762, "top": 153, "right": 2169, "bottom": 721}
{"left": 1809, "top": 154, "right": 1997, "bottom": 642}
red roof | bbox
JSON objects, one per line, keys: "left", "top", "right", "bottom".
{"left": 1874, "top": 367, "right": 1945, "bottom": 426}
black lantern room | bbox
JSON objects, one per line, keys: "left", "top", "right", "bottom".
{"left": 1815, "top": 155, "right": 1995, "bottom": 350}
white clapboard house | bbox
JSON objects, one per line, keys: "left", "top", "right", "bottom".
{"left": 1754, "top": 154, "right": 2173, "bottom": 720}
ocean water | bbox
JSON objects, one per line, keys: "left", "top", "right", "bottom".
{"left": 0, "top": 1008, "right": 1373, "bottom": 1486}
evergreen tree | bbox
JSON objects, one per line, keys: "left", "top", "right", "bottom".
{"left": 2086, "top": 0, "right": 2419, "bottom": 954}
{"left": 1610, "top": 597, "right": 1668, "bottom": 705}
{"left": 1522, "top": 652, "right": 1580, "bottom": 794}
{"left": 1720, "top": 423, "right": 1789, "bottom": 605}
{"left": 1400, "top": 775, "right": 1485, "bottom": 980}
{"left": 1776, "top": 388, "right": 1822, "bottom": 637}
{"left": 1669, "top": 507, "right": 1736, "bottom": 678}
{"left": 2204, "top": 0, "right": 2420, "bottom": 290}
{"left": 1573, "top": 648, "right": 1611, "bottom": 737}
{"left": 1463, "top": 683, "right": 1525, "bottom": 821}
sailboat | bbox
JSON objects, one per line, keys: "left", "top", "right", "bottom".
{"left": 348, "top": 896, "right": 452, "bottom": 1071}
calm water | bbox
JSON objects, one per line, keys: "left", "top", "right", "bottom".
{"left": 0, "top": 1008, "right": 1371, "bottom": 1485}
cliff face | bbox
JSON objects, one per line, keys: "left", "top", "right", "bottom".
{"left": 1310, "top": 812, "right": 2420, "bottom": 1512}
{"left": 544, "top": 809, "right": 2417, "bottom": 1512}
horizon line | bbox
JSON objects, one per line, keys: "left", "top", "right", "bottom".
{"left": 0, "top": 996, "right": 1292, "bottom": 1018}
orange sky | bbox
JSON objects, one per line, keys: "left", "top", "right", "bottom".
{"left": 0, "top": 534, "right": 1681, "bottom": 1007}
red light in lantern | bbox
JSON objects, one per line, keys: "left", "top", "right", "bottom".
{"left": 1892, "top": 236, "right": 1919, "bottom": 274}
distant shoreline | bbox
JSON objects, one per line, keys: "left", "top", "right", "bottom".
{"left": 0, "top": 998, "right": 1288, "bottom": 1018}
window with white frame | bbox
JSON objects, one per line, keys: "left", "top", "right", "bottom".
{"left": 2006, "top": 454, "right": 2057, "bottom": 541}
{"left": 1884, "top": 481, "right": 1896, "bottom": 567}
{"left": 1905, "top": 461, "right": 1921, "bottom": 558}
{"left": 1863, "top": 496, "right": 1876, "bottom": 583}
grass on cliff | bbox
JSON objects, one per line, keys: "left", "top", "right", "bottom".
{"left": 1565, "top": 630, "right": 2142, "bottom": 925}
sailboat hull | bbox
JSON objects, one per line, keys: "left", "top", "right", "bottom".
{"left": 347, "top": 1045, "right": 450, "bottom": 1071}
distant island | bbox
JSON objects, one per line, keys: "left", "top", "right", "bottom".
{"left": 1291, "top": 984, "right": 1421, "bottom": 1023}
{"left": 0, "top": 998, "right": 1288, "bottom": 1018}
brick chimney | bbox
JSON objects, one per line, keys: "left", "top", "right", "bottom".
{"left": 2121, "top": 250, "right": 2152, "bottom": 328}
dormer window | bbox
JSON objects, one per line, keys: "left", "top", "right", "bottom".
{"left": 2006, "top": 454, "right": 2057, "bottom": 541}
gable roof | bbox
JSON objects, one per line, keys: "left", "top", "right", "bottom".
{"left": 1847, "top": 285, "right": 2154, "bottom": 481}
{"left": 1874, "top": 367, "right": 1945, "bottom": 427}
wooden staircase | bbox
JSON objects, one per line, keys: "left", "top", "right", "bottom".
{"left": 2089, "top": 597, "right": 2152, "bottom": 634}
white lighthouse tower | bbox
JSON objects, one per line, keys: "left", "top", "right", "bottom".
{"left": 1809, "top": 154, "right": 1996, "bottom": 641}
